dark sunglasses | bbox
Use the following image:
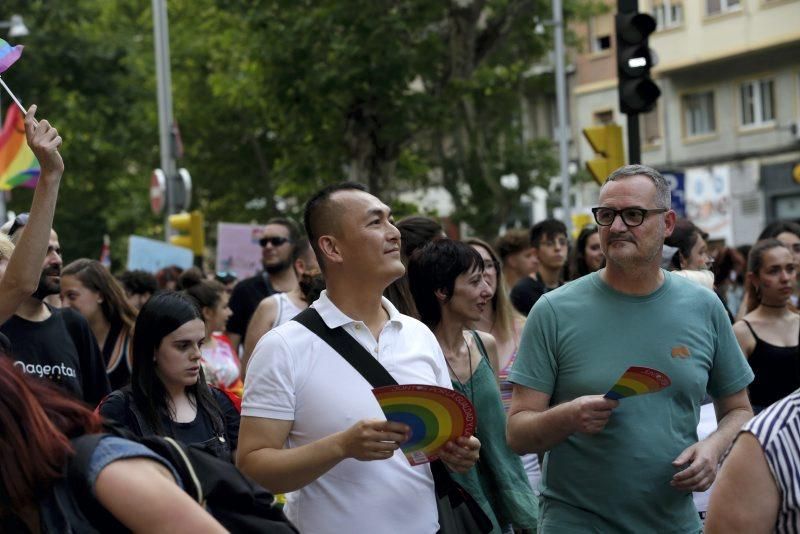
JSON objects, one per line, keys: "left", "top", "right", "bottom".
{"left": 8, "top": 212, "right": 29, "bottom": 237}
{"left": 259, "top": 236, "right": 291, "bottom": 248}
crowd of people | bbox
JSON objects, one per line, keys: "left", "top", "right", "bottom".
{"left": 1, "top": 108, "right": 799, "bottom": 533}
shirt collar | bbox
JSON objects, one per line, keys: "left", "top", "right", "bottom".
{"left": 312, "top": 290, "right": 404, "bottom": 330}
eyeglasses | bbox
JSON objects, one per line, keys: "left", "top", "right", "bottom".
{"left": 8, "top": 212, "right": 29, "bottom": 237}
{"left": 591, "top": 207, "right": 668, "bottom": 227}
{"left": 259, "top": 236, "right": 291, "bottom": 248}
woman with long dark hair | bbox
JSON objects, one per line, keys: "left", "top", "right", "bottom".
{"left": 61, "top": 259, "right": 138, "bottom": 390}
{"left": 733, "top": 239, "right": 800, "bottom": 413}
{"left": 98, "top": 292, "right": 240, "bottom": 461}
{"left": 568, "top": 226, "right": 604, "bottom": 280}
{"left": 0, "top": 355, "right": 224, "bottom": 532}
{"left": 408, "top": 239, "right": 538, "bottom": 533}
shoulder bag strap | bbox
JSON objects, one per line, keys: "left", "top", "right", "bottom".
{"left": 292, "top": 308, "right": 398, "bottom": 388}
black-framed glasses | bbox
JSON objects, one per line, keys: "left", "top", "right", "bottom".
{"left": 258, "top": 236, "right": 291, "bottom": 248}
{"left": 591, "top": 207, "right": 667, "bottom": 227}
{"left": 8, "top": 212, "right": 29, "bottom": 237}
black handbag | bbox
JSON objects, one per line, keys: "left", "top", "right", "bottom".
{"left": 294, "top": 308, "right": 493, "bottom": 534}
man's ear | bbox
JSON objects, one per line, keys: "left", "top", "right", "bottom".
{"left": 319, "top": 236, "right": 343, "bottom": 266}
{"left": 663, "top": 210, "right": 677, "bottom": 238}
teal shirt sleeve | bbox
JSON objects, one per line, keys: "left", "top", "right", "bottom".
{"left": 509, "top": 295, "right": 559, "bottom": 395}
{"left": 706, "top": 296, "right": 754, "bottom": 398}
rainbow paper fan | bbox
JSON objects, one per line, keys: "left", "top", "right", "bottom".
{"left": 373, "top": 384, "right": 476, "bottom": 466}
{"left": 604, "top": 366, "right": 671, "bottom": 400}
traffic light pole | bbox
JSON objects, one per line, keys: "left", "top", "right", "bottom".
{"left": 627, "top": 113, "right": 641, "bottom": 164}
{"left": 152, "top": 0, "right": 178, "bottom": 240}
{"left": 553, "top": 0, "right": 571, "bottom": 233}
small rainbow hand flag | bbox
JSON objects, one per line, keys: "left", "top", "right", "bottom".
{"left": 604, "top": 366, "right": 671, "bottom": 400}
{"left": 0, "top": 39, "right": 23, "bottom": 74}
{"left": 0, "top": 105, "right": 40, "bottom": 190}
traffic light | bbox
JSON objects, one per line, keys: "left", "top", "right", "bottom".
{"left": 168, "top": 210, "right": 205, "bottom": 256}
{"left": 582, "top": 124, "right": 624, "bottom": 185}
{"left": 616, "top": 12, "right": 660, "bottom": 114}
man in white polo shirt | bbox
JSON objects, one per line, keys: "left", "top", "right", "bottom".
{"left": 238, "top": 183, "right": 481, "bottom": 534}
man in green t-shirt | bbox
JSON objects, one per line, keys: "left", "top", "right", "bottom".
{"left": 507, "top": 165, "right": 754, "bottom": 533}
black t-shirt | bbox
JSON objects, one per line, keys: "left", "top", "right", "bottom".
{"left": 99, "top": 388, "right": 241, "bottom": 454}
{"left": 1, "top": 306, "right": 110, "bottom": 406}
{"left": 226, "top": 271, "right": 276, "bottom": 337}
{"left": 510, "top": 276, "right": 548, "bottom": 316}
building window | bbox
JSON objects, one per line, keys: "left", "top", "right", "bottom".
{"left": 682, "top": 91, "right": 716, "bottom": 136}
{"left": 588, "top": 15, "right": 613, "bottom": 53}
{"left": 594, "top": 110, "right": 614, "bottom": 125}
{"left": 641, "top": 105, "right": 661, "bottom": 145}
{"left": 740, "top": 79, "right": 775, "bottom": 127}
{"left": 706, "top": 0, "right": 741, "bottom": 15}
{"left": 654, "top": 1, "right": 683, "bottom": 29}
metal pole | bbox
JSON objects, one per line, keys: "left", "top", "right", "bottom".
{"left": 152, "top": 0, "right": 177, "bottom": 240}
{"left": 553, "top": 0, "right": 571, "bottom": 232}
{"left": 627, "top": 113, "right": 641, "bottom": 164}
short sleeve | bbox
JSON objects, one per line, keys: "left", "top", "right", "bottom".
{"left": 706, "top": 298, "right": 754, "bottom": 399}
{"left": 509, "top": 295, "right": 559, "bottom": 396}
{"left": 87, "top": 436, "right": 183, "bottom": 493}
{"left": 212, "top": 388, "right": 241, "bottom": 450}
{"left": 241, "top": 330, "right": 297, "bottom": 420}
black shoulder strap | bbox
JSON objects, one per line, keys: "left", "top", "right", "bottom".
{"left": 293, "top": 308, "right": 397, "bottom": 388}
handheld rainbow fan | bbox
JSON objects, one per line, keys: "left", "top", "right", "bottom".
{"left": 604, "top": 366, "right": 671, "bottom": 400}
{"left": 372, "top": 384, "right": 476, "bottom": 466}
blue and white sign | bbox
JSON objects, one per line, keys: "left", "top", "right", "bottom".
{"left": 662, "top": 171, "right": 686, "bottom": 217}
{"left": 685, "top": 165, "right": 733, "bottom": 244}
{"left": 127, "top": 235, "right": 194, "bottom": 272}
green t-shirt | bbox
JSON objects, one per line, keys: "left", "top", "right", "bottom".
{"left": 509, "top": 270, "right": 753, "bottom": 534}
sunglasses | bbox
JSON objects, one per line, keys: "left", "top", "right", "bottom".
{"left": 259, "top": 236, "right": 291, "bottom": 248}
{"left": 8, "top": 212, "right": 29, "bottom": 237}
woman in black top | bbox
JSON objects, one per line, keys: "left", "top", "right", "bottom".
{"left": 99, "top": 292, "right": 239, "bottom": 461}
{"left": 61, "top": 259, "right": 137, "bottom": 390}
{"left": 733, "top": 239, "right": 800, "bottom": 413}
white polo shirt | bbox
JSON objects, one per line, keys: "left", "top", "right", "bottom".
{"left": 242, "top": 290, "right": 451, "bottom": 534}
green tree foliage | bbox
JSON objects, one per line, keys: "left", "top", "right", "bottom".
{"left": 1, "top": 0, "right": 598, "bottom": 265}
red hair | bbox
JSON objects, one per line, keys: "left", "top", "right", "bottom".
{"left": 0, "top": 356, "right": 102, "bottom": 513}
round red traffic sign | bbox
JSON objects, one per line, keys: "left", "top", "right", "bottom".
{"left": 150, "top": 169, "right": 166, "bottom": 215}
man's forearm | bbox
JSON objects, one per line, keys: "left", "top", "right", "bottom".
{"left": 237, "top": 432, "right": 346, "bottom": 494}
{"left": 704, "top": 407, "right": 753, "bottom": 458}
{"left": 507, "top": 402, "right": 575, "bottom": 455}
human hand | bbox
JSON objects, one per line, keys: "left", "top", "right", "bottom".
{"left": 671, "top": 440, "right": 720, "bottom": 492}
{"left": 24, "top": 105, "right": 64, "bottom": 177}
{"left": 439, "top": 435, "right": 480, "bottom": 473}
{"left": 337, "top": 419, "right": 409, "bottom": 462}
{"left": 570, "top": 395, "right": 619, "bottom": 434}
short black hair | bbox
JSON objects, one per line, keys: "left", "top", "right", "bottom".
{"left": 758, "top": 220, "right": 800, "bottom": 241}
{"left": 118, "top": 270, "right": 158, "bottom": 296}
{"left": 530, "top": 219, "right": 567, "bottom": 248}
{"left": 266, "top": 217, "right": 302, "bottom": 242}
{"left": 396, "top": 216, "right": 443, "bottom": 260}
{"left": 407, "top": 239, "right": 484, "bottom": 330}
{"left": 303, "top": 182, "right": 369, "bottom": 271}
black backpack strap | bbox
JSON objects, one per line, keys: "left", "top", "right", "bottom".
{"left": 292, "top": 308, "right": 398, "bottom": 388}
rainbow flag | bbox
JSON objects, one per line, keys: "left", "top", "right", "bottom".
{"left": 0, "top": 105, "right": 40, "bottom": 190}
{"left": 0, "top": 38, "right": 23, "bottom": 74}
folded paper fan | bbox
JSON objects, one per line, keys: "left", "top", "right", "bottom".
{"left": 604, "top": 366, "right": 671, "bottom": 400}
{"left": 373, "top": 384, "right": 476, "bottom": 466}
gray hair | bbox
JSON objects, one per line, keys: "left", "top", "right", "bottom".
{"left": 602, "top": 164, "right": 671, "bottom": 209}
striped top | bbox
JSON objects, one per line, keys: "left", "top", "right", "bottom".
{"left": 498, "top": 350, "right": 517, "bottom": 413}
{"left": 743, "top": 389, "right": 800, "bottom": 533}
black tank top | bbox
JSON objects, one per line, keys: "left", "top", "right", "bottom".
{"left": 744, "top": 319, "right": 800, "bottom": 412}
